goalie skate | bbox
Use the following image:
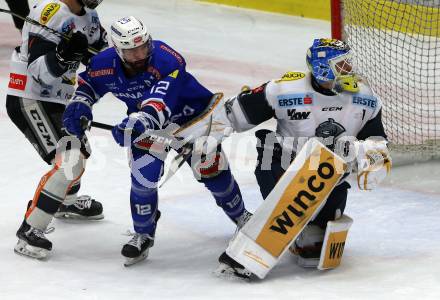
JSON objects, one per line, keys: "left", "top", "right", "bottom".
{"left": 214, "top": 252, "right": 253, "bottom": 281}
{"left": 54, "top": 195, "right": 104, "bottom": 220}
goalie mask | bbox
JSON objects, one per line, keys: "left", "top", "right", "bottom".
{"left": 306, "top": 38, "right": 359, "bottom": 93}
{"left": 110, "top": 16, "right": 153, "bottom": 72}
{"left": 79, "top": 0, "right": 103, "bottom": 9}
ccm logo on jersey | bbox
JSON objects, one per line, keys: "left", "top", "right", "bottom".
{"left": 322, "top": 107, "right": 343, "bottom": 111}
{"left": 275, "top": 72, "right": 306, "bottom": 83}
{"left": 9, "top": 73, "right": 27, "bottom": 91}
{"left": 288, "top": 109, "right": 310, "bottom": 120}
{"left": 40, "top": 3, "right": 60, "bottom": 25}
{"left": 352, "top": 96, "right": 377, "bottom": 108}
{"left": 278, "top": 93, "right": 313, "bottom": 107}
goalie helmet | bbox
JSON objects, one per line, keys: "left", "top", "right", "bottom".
{"left": 80, "top": 0, "right": 103, "bottom": 9}
{"left": 306, "top": 38, "right": 358, "bottom": 93}
{"left": 110, "top": 16, "right": 153, "bottom": 70}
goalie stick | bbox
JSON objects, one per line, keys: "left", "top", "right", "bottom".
{"left": 0, "top": 8, "right": 99, "bottom": 55}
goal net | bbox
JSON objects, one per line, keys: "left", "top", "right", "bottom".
{"left": 331, "top": 0, "right": 440, "bottom": 162}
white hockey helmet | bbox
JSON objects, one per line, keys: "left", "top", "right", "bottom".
{"left": 110, "top": 16, "right": 153, "bottom": 64}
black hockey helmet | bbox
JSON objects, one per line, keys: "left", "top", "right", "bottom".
{"left": 79, "top": 0, "right": 103, "bottom": 9}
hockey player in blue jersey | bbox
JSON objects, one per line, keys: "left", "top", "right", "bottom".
{"left": 62, "top": 16, "right": 251, "bottom": 265}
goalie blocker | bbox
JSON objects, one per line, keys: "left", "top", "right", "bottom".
{"left": 225, "top": 139, "right": 349, "bottom": 279}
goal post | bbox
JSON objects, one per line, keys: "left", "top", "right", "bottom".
{"left": 331, "top": 0, "right": 440, "bottom": 162}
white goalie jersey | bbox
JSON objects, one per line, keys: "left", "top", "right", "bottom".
{"left": 220, "top": 71, "right": 385, "bottom": 154}
{"left": 7, "top": 0, "right": 104, "bottom": 104}
{"left": 264, "top": 71, "right": 383, "bottom": 152}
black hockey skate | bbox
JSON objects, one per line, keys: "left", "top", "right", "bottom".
{"left": 234, "top": 209, "right": 253, "bottom": 230}
{"left": 14, "top": 219, "right": 52, "bottom": 259}
{"left": 55, "top": 195, "right": 104, "bottom": 220}
{"left": 214, "top": 252, "right": 253, "bottom": 281}
{"left": 121, "top": 210, "right": 161, "bottom": 267}
{"left": 121, "top": 233, "right": 154, "bottom": 267}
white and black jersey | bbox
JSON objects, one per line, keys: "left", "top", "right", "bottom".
{"left": 5, "top": 0, "right": 106, "bottom": 164}
{"left": 8, "top": 0, "right": 106, "bottom": 104}
{"left": 234, "top": 71, "right": 386, "bottom": 153}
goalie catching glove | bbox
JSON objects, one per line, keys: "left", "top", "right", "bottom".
{"left": 354, "top": 139, "right": 391, "bottom": 190}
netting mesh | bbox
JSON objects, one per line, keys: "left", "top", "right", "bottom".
{"left": 341, "top": 0, "right": 440, "bottom": 159}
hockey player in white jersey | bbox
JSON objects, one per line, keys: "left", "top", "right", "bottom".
{"left": 176, "top": 38, "right": 391, "bottom": 279}
{"left": 6, "top": 0, "right": 107, "bottom": 259}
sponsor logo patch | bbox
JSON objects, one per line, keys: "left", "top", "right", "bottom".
{"left": 8, "top": 73, "right": 27, "bottom": 91}
{"left": 278, "top": 93, "right": 313, "bottom": 107}
{"left": 255, "top": 145, "right": 344, "bottom": 257}
{"left": 89, "top": 68, "right": 114, "bottom": 78}
{"left": 321, "top": 230, "right": 348, "bottom": 269}
{"left": 133, "top": 36, "right": 143, "bottom": 44}
{"left": 159, "top": 44, "right": 184, "bottom": 65}
{"left": 275, "top": 71, "right": 306, "bottom": 83}
{"left": 40, "top": 3, "right": 60, "bottom": 25}
{"left": 352, "top": 95, "right": 377, "bottom": 108}
{"left": 169, "top": 69, "right": 179, "bottom": 79}
{"left": 287, "top": 109, "right": 310, "bottom": 120}
{"left": 61, "top": 19, "right": 76, "bottom": 34}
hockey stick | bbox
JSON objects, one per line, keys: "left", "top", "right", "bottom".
{"left": 90, "top": 121, "right": 114, "bottom": 131}
{"left": 0, "top": 8, "right": 99, "bottom": 55}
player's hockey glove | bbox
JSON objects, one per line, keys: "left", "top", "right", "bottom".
{"left": 63, "top": 101, "right": 93, "bottom": 138}
{"left": 355, "top": 139, "right": 392, "bottom": 190}
{"left": 82, "top": 26, "right": 108, "bottom": 65}
{"left": 112, "top": 112, "right": 153, "bottom": 147}
{"left": 56, "top": 31, "right": 89, "bottom": 69}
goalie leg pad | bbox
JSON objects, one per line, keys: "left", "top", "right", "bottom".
{"left": 225, "top": 139, "right": 348, "bottom": 279}
{"left": 318, "top": 214, "right": 353, "bottom": 270}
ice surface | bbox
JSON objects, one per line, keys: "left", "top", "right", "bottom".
{"left": 0, "top": 1, "right": 439, "bottom": 299}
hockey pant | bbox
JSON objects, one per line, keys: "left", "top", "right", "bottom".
{"left": 6, "top": 95, "right": 90, "bottom": 230}
{"left": 129, "top": 144, "right": 245, "bottom": 235}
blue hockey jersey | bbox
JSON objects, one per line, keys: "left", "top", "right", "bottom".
{"left": 73, "top": 40, "right": 213, "bottom": 127}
